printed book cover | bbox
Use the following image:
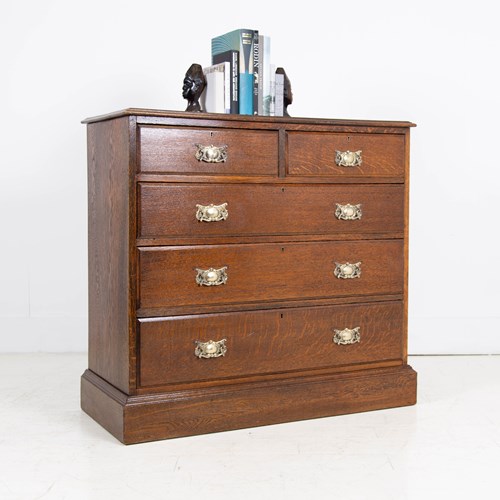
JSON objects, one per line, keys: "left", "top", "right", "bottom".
{"left": 252, "top": 30, "right": 259, "bottom": 114}
{"left": 212, "top": 28, "right": 255, "bottom": 115}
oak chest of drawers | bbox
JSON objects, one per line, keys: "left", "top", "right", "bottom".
{"left": 81, "top": 108, "right": 417, "bottom": 444}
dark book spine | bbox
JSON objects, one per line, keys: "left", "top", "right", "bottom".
{"left": 252, "top": 30, "right": 259, "bottom": 115}
{"left": 231, "top": 51, "right": 239, "bottom": 114}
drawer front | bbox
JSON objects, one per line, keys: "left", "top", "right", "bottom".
{"left": 139, "top": 125, "right": 278, "bottom": 175}
{"left": 138, "top": 183, "right": 404, "bottom": 239}
{"left": 287, "top": 132, "right": 405, "bottom": 178}
{"left": 138, "top": 240, "right": 403, "bottom": 310}
{"left": 139, "top": 301, "right": 404, "bottom": 386}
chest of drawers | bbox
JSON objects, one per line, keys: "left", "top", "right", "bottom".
{"left": 80, "top": 109, "right": 417, "bottom": 444}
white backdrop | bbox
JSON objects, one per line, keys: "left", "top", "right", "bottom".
{"left": 1, "top": 0, "right": 499, "bottom": 353}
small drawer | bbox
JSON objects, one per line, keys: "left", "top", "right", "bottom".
{"left": 138, "top": 301, "right": 404, "bottom": 386}
{"left": 139, "top": 125, "right": 278, "bottom": 175}
{"left": 138, "top": 240, "right": 404, "bottom": 311}
{"left": 138, "top": 183, "right": 404, "bottom": 239}
{"left": 287, "top": 131, "right": 405, "bottom": 178}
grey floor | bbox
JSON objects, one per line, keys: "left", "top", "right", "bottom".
{"left": 1, "top": 354, "right": 499, "bottom": 500}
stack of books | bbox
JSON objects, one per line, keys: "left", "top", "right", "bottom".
{"left": 201, "top": 28, "right": 285, "bottom": 116}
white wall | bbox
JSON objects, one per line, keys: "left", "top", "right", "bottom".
{"left": 2, "top": 0, "right": 499, "bottom": 353}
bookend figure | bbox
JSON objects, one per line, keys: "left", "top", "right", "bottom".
{"left": 276, "top": 67, "right": 293, "bottom": 117}
{"left": 182, "top": 63, "right": 206, "bottom": 112}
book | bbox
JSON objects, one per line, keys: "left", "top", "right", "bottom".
{"left": 212, "top": 28, "right": 256, "bottom": 115}
{"left": 201, "top": 62, "right": 230, "bottom": 114}
{"left": 274, "top": 70, "right": 285, "bottom": 117}
{"left": 212, "top": 50, "right": 239, "bottom": 114}
{"left": 269, "top": 63, "right": 276, "bottom": 116}
{"left": 259, "top": 35, "right": 271, "bottom": 115}
{"left": 252, "top": 30, "right": 259, "bottom": 115}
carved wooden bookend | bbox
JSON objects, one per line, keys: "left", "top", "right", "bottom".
{"left": 182, "top": 63, "right": 206, "bottom": 112}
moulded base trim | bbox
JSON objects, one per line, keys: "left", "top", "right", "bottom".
{"left": 81, "top": 365, "right": 417, "bottom": 445}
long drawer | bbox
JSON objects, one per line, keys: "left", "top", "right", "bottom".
{"left": 138, "top": 183, "right": 404, "bottom": 239}
{"left": 139, "top": 125, "right": 278, "bottom": 175}
{"left": 287, "top": 132, "right": 405, "bottom": 178}
{"left": 138, "top": 240, "right": 403, "bottom": 310}
{"left": 138, "top": 301, "right": 404, "bottom": 387}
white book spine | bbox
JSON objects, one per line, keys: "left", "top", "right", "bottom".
{"left": 202, "top": 63, "right": 230, "bottom": 114}
{"left": 274, "top": 73, "right": 284, "bottom": 117}
{"left": 269, "top": 63, "right": 276, "bottom": 116}
{"left": 222, "top": 61, "right": 230, "bottom": 113}
{"left": 261, "top": 36, "right": 271, "bottom": 116}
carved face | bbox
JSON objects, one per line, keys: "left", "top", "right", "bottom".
{"left": 182, "top": 76, "right": 196, "bottom": 100}
{"left": 182, "top": 64, "right": 206, "bottom": 102}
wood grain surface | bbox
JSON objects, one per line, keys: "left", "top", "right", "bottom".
{"left": 138, "top": 239, "right": 404, "bottom": 311}
{"left": 139, "top": 125, "right": 278, "bottom": 175}
{"left": 138, "top": 301, "right": 404, "bottom": 387}
{"left": 87, "top": 117, "right": 132, "bottom": 394}
{"left": 81, "top": 365, "right": 417, "bottom": 444}
{"left": 138, "top": 183, "right": 404, "bottom": 239}
{"left": 287, "top": 131, "right": 405, "bottom": 177}
{"left": 82, "top": 109, "right": 416, "bottom": 444}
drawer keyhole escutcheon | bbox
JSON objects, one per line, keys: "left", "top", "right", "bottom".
{"left": 195, "top": 266, "right": 228, "bottom": 286}
{"left": 196, "top": 203, "right": 228, "bottom": 222}
{"left": 333, "top": 327, "right": 360, "bottom": 345}
{"left": 195, "top": 144, "right": 228, "bottom": 163}
{"left": 195, "top": 339, "right": 227, "bottom": 358}
{"left": 335, "top": 203, "right": 362, "bottom": 221}
{"left": 334, "top": 262, "right": 361, "bottom": 279}
{"left": 335, "top": 150, "right": 362, "bottom": 167}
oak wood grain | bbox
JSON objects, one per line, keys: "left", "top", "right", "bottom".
{"left": 82, "top": 365, "right": 417, "bottom": 444}
{"left": 83, "top": 108, "right": 416, "bottom": 129}
{"left": 138, "top": 239, "right": 404, "bottom": 311}
{"left": 82, "top": 109, "right": 416, "bottom": 444}
{"left": 287, "top": 131, "right": 405, "bottom": 177}
{"left": 87, "top": 117, "right": 132, "bottom": 394}
{"left": 139, "top": 125, "right": 278, "bottom": 175}
{"left": 138, "top": 301, "right": 404, "bottom": 387}
{"left": 138, "top": 183, "right": 404, "bottom": 239}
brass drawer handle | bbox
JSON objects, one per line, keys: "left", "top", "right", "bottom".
{"left": 196, "top": 203, "right": 228, "bottom": 222}
{"left": 195, "top": 339, "right": 227, "bottom": 358}
{"left": 334, "top": 262, "right": 361, "bottom": 279}
{"left": 195, "top": 266, "right": 228, "bottom": 286}
{"left": 335, "top": 150, "right": 362, "bottom": 167}
{"left": 195, "top": 144, "right": 228, "bottom": 163}
{"left": 335, "top": 203, "right": 362, "bottom": 220}
{"left": 333, "top": 327, "right": 360, "bottom": 345}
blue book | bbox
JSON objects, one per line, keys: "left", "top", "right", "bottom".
{"left": 212, "top": 29, "right": 255, "bottom": 115}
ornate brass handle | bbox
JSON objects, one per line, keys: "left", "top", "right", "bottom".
{"left": 333, "top": 327, "right": 360, "bottom": 345}
{"left": 195, "top": 339, "right": 227, "bottom": 358}
{"left": 334, "top": 262, "right": 361, "bottom": 279}
{"left": 195, "top": 144, "right": 228, "bottom": 163}
{"left": 335, "top": 150, "right": 362, "bottom": 167}
{"left": 195, "top": 266, "right": 228, "bottom": 286}
{"left": 196, "top": 203, "right": 228, "bottom": 222}
{"left": 335, "top": 203, "right": 362, "bottom": 220}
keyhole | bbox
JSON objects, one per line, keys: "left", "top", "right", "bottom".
{"left": 280, "top": 313, "right": 284, "bottom": 319}
{"left": 281, "top": 187, "right": 285, "bottom": 192}
{"left": 210, "top": 131, "right": 214, "bottom": 137}
{"left": 347, "top": 136, "right": 351, "bottom": 142}
{"left": 281, "top": 247, "right": 285, "bottom": 252}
